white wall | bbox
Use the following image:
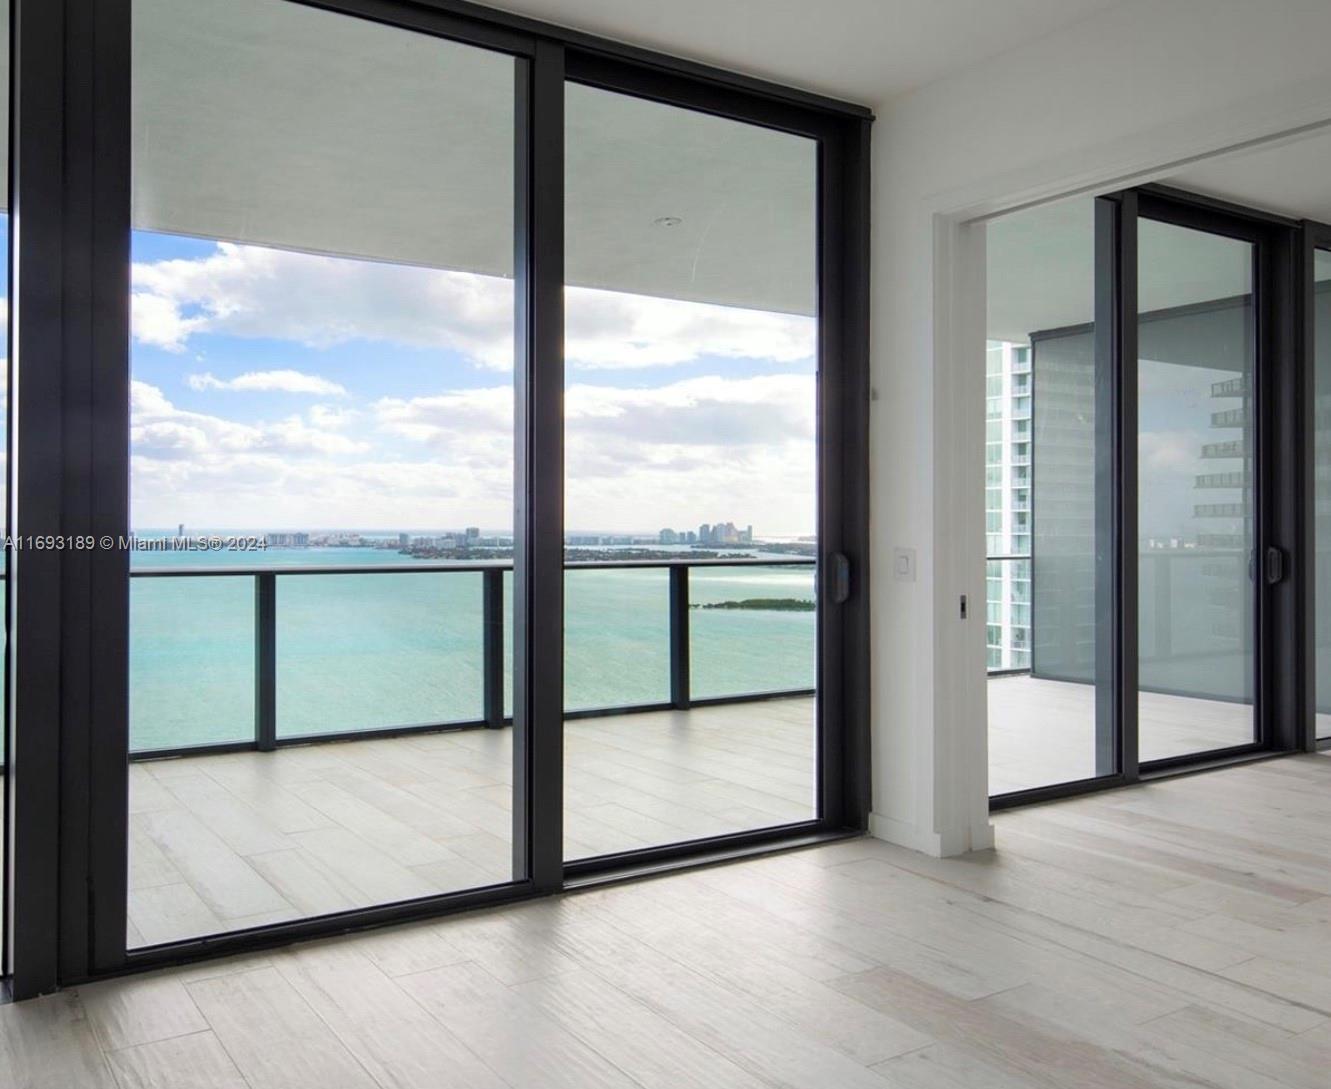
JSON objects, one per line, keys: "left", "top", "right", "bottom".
{"left": 869, "top": 0, "right": 1331, "bottom": 855}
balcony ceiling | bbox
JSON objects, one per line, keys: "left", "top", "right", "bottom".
{"left": 126, "top": 0, "right": 825, "bottom": 315}
{"left": 4, "top": 0, "right": 1127, "bottom": 317}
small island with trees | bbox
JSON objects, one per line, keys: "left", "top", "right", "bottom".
{"left": 692, "top": 598, "right": 815, "bottom": 612}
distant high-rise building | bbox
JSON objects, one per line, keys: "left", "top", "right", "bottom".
{"left": 465, "top": 526, "right": 480, "bottom": 542}
{"left": 698, "top": 523, "right": 711, "bottom": 544}
{"left": 985, "top": 340, "right": 1033, "bottom": 672}
{"left": 398, "top": 532, "right": 410, "bottom": 549}
{"left": 659, "top": 528, "right": 679, "bottom": 545}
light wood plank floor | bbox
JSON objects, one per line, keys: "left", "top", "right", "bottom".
{"left": 7, "top": 752, "right": 1330, "bottom": 1088}
{"left": 127, "top": 698, "right": 817, "bottom": 947}
{"left": 990, "top": 675, "right": 1255, "bottom": 795}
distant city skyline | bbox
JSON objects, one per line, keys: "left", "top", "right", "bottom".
{"left": 141, "top": 520, "right": 789, "bottom": 539}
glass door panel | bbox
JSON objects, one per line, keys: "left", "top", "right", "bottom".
{"left": 1137, "top": 218, "right": 1257, "bottom": 763}
{"left": 1315, "top": 247, "right": 1331, "bottom": 742}
{"left": 127, "top": 0, "right": 519, "bottom": 945}
{"left": 562, "top": 82, "right": 819, "bottom": 860}
{"left": 983, "top": 198, "right": 1116, "bottom": 795}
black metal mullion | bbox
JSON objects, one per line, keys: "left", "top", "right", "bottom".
{"left": 1278, "top": 218, "right": 1309, "bottom": 753}
{"left": 84, "top": 0, "right": 133, "bottom": 978}
{"left": 833, "top": 116, "right": 872, "bottom": 830}
{"left": 8, "top": 0, "right": 67, "bottom": 1001}
{"left": 512, "top": 41, "right": 564, "bottom": 893}
{"left": 1119, "top": 193, "right": 1140, "bottom": 782}
{"left": 1094, "top": 193, "right": 1137, "bottom": 782}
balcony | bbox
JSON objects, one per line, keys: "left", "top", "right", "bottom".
{"left": 126, "top": 557, "right": 817, "bottom": 945}
{"left": 986, "top": 549, "right": 1256, "bottom": 794}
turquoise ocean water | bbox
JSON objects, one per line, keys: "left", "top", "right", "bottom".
{"left": 129, "top": 547, "right": 816, "bottom": 751}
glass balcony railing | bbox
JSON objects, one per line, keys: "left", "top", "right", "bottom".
{"left": 127, "top": 557, "right": 817, "bottom": 758}
{"left": 986, "top": 554, "right": 1032, "bottom": 673}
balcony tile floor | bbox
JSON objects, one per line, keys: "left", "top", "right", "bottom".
{"left": 989, "top": 675, "right": 1257, "bottom": 796}
{"left": 128, "top": 697, "right": 816, "bottom": 947}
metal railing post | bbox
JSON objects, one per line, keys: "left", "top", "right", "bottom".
{"left": 255, "top": 571, "right": 277, "bottom": 751}
{"left": 669, "top": 564, "right": 691, "bottom": 709}
{"left": 483, "top": 566, "right": 505, "bottom": 727}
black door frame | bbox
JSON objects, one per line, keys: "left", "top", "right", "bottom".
{"left": 5, "top": 0, "right": 871, "bottom": 998}
{"left": 992, "top": 183, "right": 1306, "bottom": 810}
{"left": 1303, "top": 217, "right": 1331, "bottom": 752}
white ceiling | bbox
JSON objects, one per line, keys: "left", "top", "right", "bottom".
{"left": 1165, "top": 126, "right": 1331, "bottom": 228}
{"left": 494, "top": 0, "right": 1124, "bottom": 107}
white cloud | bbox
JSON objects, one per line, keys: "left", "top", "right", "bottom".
{"left": 187, "top": 369, "right": 348, "bottom": 396}
{"left": 370, "top": 374, "right": 816, "bottom": 535}
{"left": 132, "top": 379, "right": 367, "bottom": 460}
{"left": 132, "top": 291, "right": 204, "bottom": 351}
{"left": 130, "top": 379, "right": 511, "bottom": 531}
{"left": 129, "top": 372, "right": 816, "bottom": 534}
{"left": 131, "top": 241, "right": 815, "bottom": 371}
{"left": 308, "top": 403, "right": 359, "bottom": 431}
{"left": 133, "top": 243, "right": 516, "bottom": 367}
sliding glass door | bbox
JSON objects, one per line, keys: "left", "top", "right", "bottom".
{"left": 2, "top": 0, "right": 865, "bottom": 993}
{"left": 561, "top": 81, "right": 820, "bottom": 861}
{"left": 126, "top": 0, "right": 522, "bottom": 946}
{"left": 1136, "top": 215, "right": 1260, "bottom": 763}
{"left": 986, "top": 187, "right": 1294, "bottom": 803}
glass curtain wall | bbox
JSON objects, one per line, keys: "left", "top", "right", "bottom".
{"left": 985, "top": 198, "right": 1113, "bottom": 795}
{"left": 127, "top": 0, "right": 519, "bottom": 946}
{"left": 562, "top": 83, "right": 819, "bottom": 859}
{"left": 1136, "top": 218, "right": 1257, "bottom": 762}
{"left": 1315, "top": 247, "right": 1331, "bottom": 743}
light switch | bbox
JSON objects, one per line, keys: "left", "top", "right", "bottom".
{"left": 893, "top": 547, "right": 916, "bottom": 582}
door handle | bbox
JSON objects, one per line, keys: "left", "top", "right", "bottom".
{"left": 1264, "top": 546, "right": 1285, "bottom": 586}
{"left": 828, "top": 552, "right": 851, "bottom": 604}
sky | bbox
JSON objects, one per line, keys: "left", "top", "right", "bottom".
{"left": 129, "top": 231, "right": 818, "bottom": 537}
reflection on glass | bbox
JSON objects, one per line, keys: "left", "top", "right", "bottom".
{"left": 985, "top": 199, "right": 1109, "bottom": 795}
{"left": 562, "top": 83, "right": 819, "bottom": 860}
{"left": 1315, "top": 249, "right": 1331, "bottom": 741}
{"left": 127, "top": 0, "right": 517, "bottom": 947}
{"left": 1137, "top": 218, "right": 1256, "bottom": 762}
